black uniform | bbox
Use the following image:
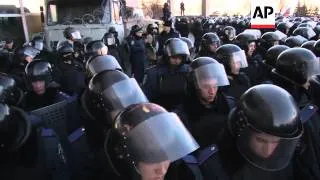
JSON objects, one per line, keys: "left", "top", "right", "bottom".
{"left": 143, "top": 38, "right": 190, "bottom": 111}
{"left": 182, "top": 85, "right": 318, "bottom": 180}
{"left": 126, "top": 32, "right": 147, "bottom": 83}
{"left": 0, "top": 104, "right": 70, "bottom": 180}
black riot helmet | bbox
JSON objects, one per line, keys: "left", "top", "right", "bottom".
{"left": 190, "top": 57, "right": 230, "bottom": 89}
{"left": 235, "top": 33, "right": 257, "bottom": 51}
{"left": 314, "top": 40, "right": 320, "bottom": 57}
{"left": 314, "top": 25, "right": 320, "bottom": 39}
{"left": 63, "top": 27, "right": 81, "bottom": 41}
{"left": 289, "top": 22, "right": 301, "bottom": 35}
{"left": 200, "top": 32, "right": 221, "bottom": 51}
{"left": 0, "top": 73, "right": 23, "bottom": 106}
{"left": 309, "top": 74, "right": 320, "bottom": 107}
{"left": 108, "top": 26, "right": 118, "bottom": 38}
{"left": 103, "top": 32, "right": 117, "bottom": 46}
{"left": 228, "top": 84, "right": 303, "bottom": 171}
{"left": 284, "top": 36, "right": 307, "bottom": 48}
{"left": 275, "top": 48, "right": 320, "bottom": 85}
{"left": 104, "top": 102, "right": 199, "bottom": 178}
{"left": 301, "top": 40, "right": 316, "bottom": 52}
{"left": 293, "top": 27, "right": 316, "bottom": 40}
{"left": 277, "top": 22, "right": 292, "bottom": 34}
{"left": 215, "top": 44, "right": 248, "bottom": 75}
{"left": 180, "top": 37, "right": 195, "bottom": 61}
{"left": 260, "top": 32, "right": 282, "bottom": 50}
{"left": 31, "top": 36, "right": 44, "bottom": 51}
{"left": 264, "top": 45, "right": 289, "bottom": 68}
{"left": 25, "top": 60, "right": 52, "bottom": 84}
{"left": 88, "top": 70, "right": 148, "bottom": 123}
{"left": 86, "top": 55, "right": 122, "bottom": 78}
{"left": 85, "top": 40, "right": 108, "bottom": 56}
{"left": 147, "top": 23, "right": 159, "bottom": 35}
{"left": 164, "top": 38, "right": 190, "bottom": 62}
{"left": 223, "top": 26, "right": 237, "bottom": 41}
{"left": 19, "top": 46, "right": 40, "bottom": 61}
{"left": 57, "top": 43, "right": 75, "bottom": 63}
{"left": 297, "top": 23, "right": 313, "bottom": 29}
{"left": 0, "top": 104, "right": 32, "bottom": 153}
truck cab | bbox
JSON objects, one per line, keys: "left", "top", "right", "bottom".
{"left": 44, "top": 0, "right": 124, "bottom": 51}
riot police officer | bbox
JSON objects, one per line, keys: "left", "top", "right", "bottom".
{"left": 9, "top": 46, "right": 40, "bottom": 91}
{"left": 221, "top": 26, "right": 237, "bottom": 44}
{"left": 314, "top": 39, "right": 320, "bottom": 57}
{"left": 63, "top": 27, "right": 82, "bottom": 45}
{"left": 301, "top": 40, "right": 316, "bottom": 52}
{"left": 85, "top": 40, "right": 108, "bottom": 60}
{"left": 293, "top": 27, "right": 317, "bottom": 40}
{"left": 183, "top": 84, "right": 319, "bottom": 179}
{"left": 104, "top": 102, "right": 199, "bottom": 179}
{"left": 180, "top": 37, "right": 196, "bottom": 62}
{"left": 0, "top": 39, "right": 16, "bottom": 73}
{"left": 261, "top": 45, "right": 289, "bottom": 83}
{"left": 85, "top": 55, "right": 122, "bottom": 81}
{"left": 62, "top": 27, "right": 85, "bottom": 64}
{"left": 271, "top": 48, "right": 320, "bottom": 106}
{"left": 80, "top": 70, "right": 149, "bottom": 180}
{"left": 0, "top": 73, "right": 24, "bottom": 106}
{"left": 22, "top": 60, "right": 70, "bottom": 111}
{"left": 158, "top": 20, "right": 181, "bottom": 57}
{"left": 125, "top": 25, "right": 147, "bottom": 84}
{"left": 55, "top": 44, "right": 86, "bottom": 96}
{"left": 235, "top": 33, "right": 264, "bottom": 85}
{"left": 102, "top": 32, "right": 125, "bottom": 70}
{"left": 175, "top": 57, "right": 234, "bottom": 148}
{"left": 143, "top": 38, "right": 190, "bottom": 111}
{"left": 220, "top": 84, "right": 304, "bottom": 179}
{"left": 215, "top": 44, "right": 251, "bottom": 100}
{"left": 259, "top": 31, "right": 282, "bottom": 57}
{"left": 285, "top": 35, "right": 308, "bottom": 48}
{"left": 197, "top": 32, "right": 221, "bottom": 58}
{"left": 0, "top": 103, "right": 70, "bottom": 180}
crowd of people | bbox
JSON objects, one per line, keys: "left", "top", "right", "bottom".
{"left": 0, "top": 14, "right": 320, "bottom": 180}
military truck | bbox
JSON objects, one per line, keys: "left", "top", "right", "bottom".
{"left": 44, "top": 0, "right": 125, "bottom": 51}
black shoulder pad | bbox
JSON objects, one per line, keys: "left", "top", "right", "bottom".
{"left": 68, "top": 127, "right": 86, "bottom": 143}
{"left": 225, "top": 95, "right": 236, "bottom": 109}
{"left": 197, "top": 144, "right": 218, "bottom": 165}
{"left": 183, "top": 155, "right": 198, "bottom": 164}
{"left": 300, "top": 104, "right": 319, "bottom": 124}
{"left": 41, "top": 128, "right": 55, "bottom": 137}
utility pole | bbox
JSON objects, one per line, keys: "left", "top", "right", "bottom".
{"left": 19, "top": 0, "right": 29, "bottom": 42}
{"left": 202, "top": 0, "right": 207, "bottom": 16}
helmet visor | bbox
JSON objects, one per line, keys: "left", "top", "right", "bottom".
{"left": 124, "top": 112, "right": 199, "bottom": 163}
{"left": 102, "top": 78, "right": 148, "bottom": 110}
{"left": 237, "top": 127, "right": 301, "bottom": 171}
{"left": 193, "top": 63, "right": 230, "bottom": 89}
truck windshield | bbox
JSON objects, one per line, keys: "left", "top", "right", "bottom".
{"left": 47, "top": 0, "right": 112, "bottom": 25}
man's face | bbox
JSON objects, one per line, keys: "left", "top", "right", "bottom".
{"left": 98, "top": 46, "right": 108, "bottom": 55}
{"left": 5, "top": 42, "right": 13, "bottom": 49}
{"left": 31, "top": 80, "right": 46, "bottom": 95}
{"left": 230, "top": 59, "right": 241, "bottom": 75}
{"left": 272, "top": 41, "right": 279, "bottom": 46}
{"left": 198, "top": 79, "right": 219, "bottom": 105}
{"left": 163, "top": 26, "right": 171, "bottom": 33}
{"left": 249, "top": 132, "right": 280, "bottom": 159}
{"left": 25, "top": 56, "right": 33, "bottom": 63}
{"left": 247, "top": 42, "right": 256, "bottom": 57}
{"left": 138, "top": 160, "right": 170, "bottom": 180}
{"left": 169, "top": 56, "right": 183, "bottom": 66}
{"left": 136, "top": 31, "right": 143, "bottom": 37}
{"left": 209, "top": 43, "right": 219, "bottom": 53}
